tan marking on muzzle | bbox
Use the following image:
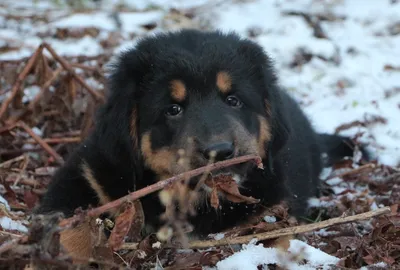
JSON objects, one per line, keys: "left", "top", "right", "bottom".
{"left": 170, "top": 80, "right": 186, "bottom": 102}
{"left": 257, "top": 115, "right": 272, "bottom": 158}
{"left": 216, "top": 71, "right": 232, "bottom": 94}
{"left": 81, "top": 160, "right": 111, "bottom": 205}
{"left": 225, "top": 115, "right": 259, "bottom": 157}
{"left": 141, "top": 132, "right": 177, "bottom": 176}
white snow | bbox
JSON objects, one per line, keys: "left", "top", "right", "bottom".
{"left": 325, "top": 177, "right": 343, "bottom": 186}
{"left": 51, "top": 13, "right": 116, "bottom": 31}
{"left": 22, "top": 85, "right": 40, "bottom": 103}
{"left": 0, "top": 0, "right": 399, "bottom": 268}
{"left": 0, "top": 195, "right": 10, "bottom": 211}
{"left": 213, "top": 233, "right": 225, "bottom": 241}
{"left": 263, "top": 216, "right": 277, "bottom": 223}
{"left": 0, "top": 216, "right": 28, "bottom": 233}
{"left": 214, "top": 239, "right": 339, "bottom": 270}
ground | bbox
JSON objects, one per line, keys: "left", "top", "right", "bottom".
{"left": 0, "top": 0, "right": 399, "bottom": 269}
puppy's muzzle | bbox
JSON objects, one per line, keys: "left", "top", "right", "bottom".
{"left": 202, "top": 141, "right": 235, "bottom": 161}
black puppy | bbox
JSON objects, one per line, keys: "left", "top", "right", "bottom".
{"left": 35, "top": 29, "right": 365, "bottom": 252}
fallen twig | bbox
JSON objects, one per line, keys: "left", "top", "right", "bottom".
{"left": 0, "top": 147, "right": 43, "bottom": 157}
{"left": 0, "top": 155, "right": 25, "bottom": 168}
{"left": 59, "top": 154, "right": 262, "bottom": 227}
{"left": 17, "top": 121, "right": 64, "bottom": 165}
{"left": 0, "top": 45, "right": 44, "bottom": 120}
{"left": 282, "top": 11, "right": 328, "bottom": 39}
{"left": 24, "top": 136, "right": 81, "bottom": 145}
{"left": 327, "top": 163, "right": 376, "bottom": 180}
{"left": 42, "top": 43, "right": 104, "bottom": 102}
{"left": 187, "top": 206, "right": 392, "bottom": 249}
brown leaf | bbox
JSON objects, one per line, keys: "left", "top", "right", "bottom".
{"left": 108, "top": 202, "right": 136, "bottom": 251}
{"left": 23, "top": 189, "right": 39, "bottom": 209}
{"left": 210, "top": 186, "right": 220, "bottom": 210}
{"left": 331, "top": 236, "right": 361, "bottom": 251}
{"left": 215, "top": 176, "right": 260, "bottom": 204}
{"left": 126, "top": 200, "right": 145, "bottom": 242}
{"left": 384, "top": 64, "right": 400, "bottom": 71}
{"left": 199, "top": 250, "right": 224, "bottom": 266}
{"left": 3, "top": 181, "right": 17, "bottom": 204}
{"left": 363, "top": 254, "right": 375, "bottom": 265}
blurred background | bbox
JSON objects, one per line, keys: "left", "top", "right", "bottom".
{"left": 1, "top": 0, "right": 399, "bottom": 166}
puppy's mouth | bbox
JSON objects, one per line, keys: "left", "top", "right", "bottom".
{"left": 187, "top": 161, "right": 254, "bottom": 192}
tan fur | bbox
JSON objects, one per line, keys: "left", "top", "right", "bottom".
{"left": 140, "top": 132, "right": 177, "bottom": 176}
{"left": 170, "top": 80, "right": 186, "bottom": 102}
{"left": 81, "top": 161, "right": 111, "bottom": 205}
{"left": 216, "top": 71, "right": 232, "bottom": 93}
{"left": 59, "top": 220, "right": 96, "bottom": 261}
{"left": 257, "top": 116, "right": 272, "bottom": 158}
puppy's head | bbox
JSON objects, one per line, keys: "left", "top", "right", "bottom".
{"left": 104, "top": 30, "right": 289, "bottom": 194}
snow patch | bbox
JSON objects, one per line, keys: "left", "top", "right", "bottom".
{"left": 0, "top": 216, "right": 28, "bottom": 233}
{"left": 215, "top": 239, "right": 339, "bottom": 270}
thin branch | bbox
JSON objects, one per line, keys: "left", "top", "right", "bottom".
{"left": 24, "top": 136, "right": 81, "bottom": 145}
{"left": 0, "top": 155, "right": 25, "bottom": 168}
{"left": 59, "top": 154, "right": 262, "bottom": 227}
{"left": 42, "top": 43, "right": 104, "bottom": 102}
{"left": 0, "top": 45, "right": 44, "bottom": 120}
{"left": 187, "top": 206, "right": 392, "bottom": 249}
{"left": 28, "top": 66, "right": 63, "bottom": 110}
{"left": 17, "top": 121, "right": 64, "bottom": 165}
{"left": 327, "top": 163, "right": 376, "bottom": 180}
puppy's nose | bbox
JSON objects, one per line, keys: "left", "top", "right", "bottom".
{"left": 203, "top": 142, "right": 234, "bottom": 161}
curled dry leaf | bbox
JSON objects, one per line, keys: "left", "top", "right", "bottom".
{"left": 199, "top": 250, "right": 224, "bottom": 266}
{"left": 205, "top": 174, "right": 260, "bottom": 210}
{"left": 108, "top": 201, "right": 136, "bottom": 251}
{"left": 23, "top": 189, "right": 39, "bottom": 209}
{"left": 126, "top": 200, "right": 145, "bottom": 242}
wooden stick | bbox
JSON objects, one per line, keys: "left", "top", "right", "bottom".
{"left": 0, "top": 155, "right": 25, "bottom": 168}
{"left": 327, "top": 163, "right": 376, "bottom": 180}
{"left": 59, "top": 154, "right": 262, "bottom": 227}
{"left": 42, "top": 43, "right": 104, "bottom": 102}
{"left": 24, "top": 137, "right": 81, "bottom": 145}
{"left": 0, "top": 45, "right": 44, "bottom": 120}
{"left": 188, "top": 206, "right": 392, "bottom": 249}
{"left": 17, "top": 121, "right": 64, "bottom": 165}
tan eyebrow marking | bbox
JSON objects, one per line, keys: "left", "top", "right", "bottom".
{"left": 170, "top": 80, "right": 186, "bottom": 102}
{"left": 216, "top": 71, "right": 232, "bottom": 93}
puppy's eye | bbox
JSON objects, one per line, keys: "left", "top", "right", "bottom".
{"left": 165, "top": 104, "right": 183, "bottom": 116}
{"left": 226, "top": 95, "right": 243, "bottom": 108}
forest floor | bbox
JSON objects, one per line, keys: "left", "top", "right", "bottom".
{"left": 0, "top": 0, "right": 399, "bottom": 269}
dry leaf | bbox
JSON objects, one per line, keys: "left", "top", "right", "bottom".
{"left": 126, "top": 200, "right": 145, "bottom": 242}
{"left": 23, "top": 189, "right": 39, "bottom": 209}
{"left": 108, "top": 202, "right": 136, "bottom": 251}
{"left": 207, "top": 175, "right": 260, "bottom": 204}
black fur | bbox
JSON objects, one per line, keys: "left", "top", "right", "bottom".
{"left": 34, "top": 29, "right": 367, "bottom": 237}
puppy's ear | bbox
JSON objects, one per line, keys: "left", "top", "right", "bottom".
{"left": 237, "top": 40, "right": 291, "bottom": 157}
{"left": 81, "top": 49, "right": 151, "bottom": 199}
{"left": 94, "top": 50, "right": 149, "bottom": 159}
{"left": 266, "top": 89, "right": 290, "bottom": 158}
